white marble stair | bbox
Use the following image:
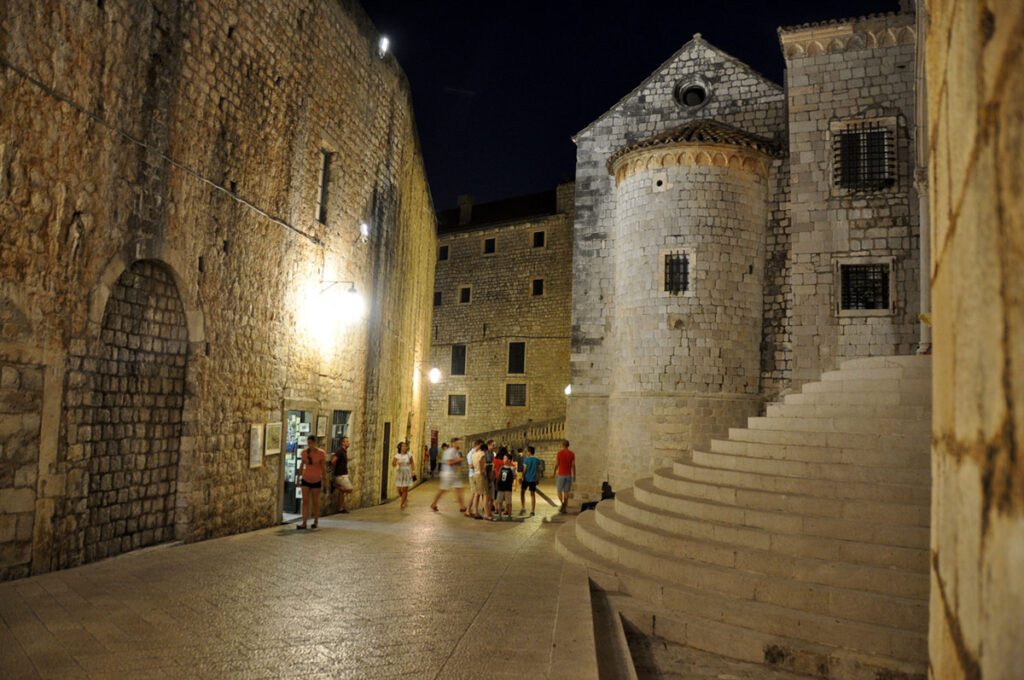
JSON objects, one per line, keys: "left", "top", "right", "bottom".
{"left": 557, "top": 355, "right": 931, "bottom": 679}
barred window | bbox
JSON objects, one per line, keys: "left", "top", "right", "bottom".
{"left": 448, "top": 394, "right": 467, "bottom": 416}
{"left": 840, "top": 263, "right": 890, "bottom": 310}
{"left": 834, "top": 124, "right": 895, "bottom": 191}
{"left": 664, "top": 253, "right": 689, "bottom": 294}
{"left": 506, "top": 384, "right": 526, "bottom": 407}
{"left": 451, "top": 344, "right": 467, "bottom": 375}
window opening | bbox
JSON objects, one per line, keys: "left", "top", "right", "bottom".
{"left": 532, "top": 279, "right": 544, "bottom": 296}
{"left": 433, "top": 291, "right": 442, "bottom": 307}
{"left": 316, "top": 149, "right": 331, "bottom": 223}
{"left": 508, "top": 342, "right": 526, "bottom": 374}
{"left": 834, "top": 123, "right": 896, "bottom": 191}
{"left": 448, "top": 394, "right": 467, "bottom": 416}
{"left": 459, "top": 287, "right": 471, "bottom": 303}
{"left": 506, "top": 384, "right": 527, "bottom": 407}
{"left": 840, "top": 263, "right": 891, "bottom": 310}
{"left": 532, "top": 231, "right": 546, "bottom": 248}
{"left": 438, "top": 245, "right": 449, "bottom": 261}
{"left": 451, "top": 344, "right": 467, "bottom": 375}
{"left": 664, "top": 253, "right": 689, "bottom": 294}
{"left": 483, "top": 238, "right": 496, "bottom": 254}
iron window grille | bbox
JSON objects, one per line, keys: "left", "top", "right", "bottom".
{"left": 506, "top": 384, "right": 527, "bottom": 407}
{"left": 840, "top": 263, "right": 890, "bottom": 310}
{"left": 664, "top": 253, "right": 689, "bottom": 294}
{"left": 451, "top": 344, "right": 467, "bottom": 375}
{"left": 833, "top": 123, "right": 896, "bottom": 192}
{"left": 448, "top": 394, "right": 467, "bottom": 416}
{"left": 508, "top": 342, "right": 526, "bottom": 374}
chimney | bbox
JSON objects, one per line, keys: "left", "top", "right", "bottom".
{"left": 457, "top": 194, "right": 474, "bottom": 226}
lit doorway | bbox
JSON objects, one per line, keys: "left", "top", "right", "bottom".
{"left": 283, "top": 409, "right": 314, "bottom": 521}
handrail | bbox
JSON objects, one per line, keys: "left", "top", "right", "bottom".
{"left": 463, "top": 417, "right": 565, "bottom": 446}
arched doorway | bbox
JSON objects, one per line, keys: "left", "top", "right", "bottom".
{"left": 83, "top": 260, "right": 188, "bottom": 562}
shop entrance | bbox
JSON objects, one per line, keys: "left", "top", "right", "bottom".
{"left": 283, "top": 409, "right": 314, "bottom": 520}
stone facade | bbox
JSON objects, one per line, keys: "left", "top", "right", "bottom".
{"left": 926, "top": 0, "right": 1024, "bottom": 677}
{"left": 0, "top": 0, "right": 435, "bottom": 579}
{"left": 427, "top": 185, "right": 573, "bottom": 444}
{"left": 568, "top": 15, "right": 925, "bottom": 501}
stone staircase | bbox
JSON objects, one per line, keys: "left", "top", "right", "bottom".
{"left": 556, "top": 355, "right": 931, "bottom": 680}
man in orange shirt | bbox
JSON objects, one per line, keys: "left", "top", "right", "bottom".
{"left": 554, "top": 440, "right": 576, "bottom": 514}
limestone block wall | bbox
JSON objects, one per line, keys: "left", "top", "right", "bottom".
{"left": 0, "top": 0, "right": 435, "bottom": 578}
{"left": 926, "top": 1, "right": 1024, "bottom": 676}
{"left": 569, "top": 38, "right": 786, "bottom": 500}
{"left": 780, "top": 15, "right": 922, "bottom": 385}
{"left": 427, "top": 200, "right": 573, "bottom": 444}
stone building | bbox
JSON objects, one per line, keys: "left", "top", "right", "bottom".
{"left": 568, "top": 14, "right": 923, "bottom": 502}
{"left": 0, "top": 0, "right": 436, "bottom": 580}
{"left": 427, "top": 184, "right": 573, "bottom": 447}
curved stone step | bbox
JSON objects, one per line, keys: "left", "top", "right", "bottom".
{"left": 575, "top": 510, "right": 927, "bottom": 632}
{"left": 651, "top": 468, "right": 929, "bottom": 527}
{"left": 783, "top": 390, "right": 919, "bottom": 406}
{"left": 820, "top": 365, "right": 931, "bottom": 382}
{"left": 593, "top": 501, "right": 929, "bottom": 600}
{"left": 695, "top": 448, "right": 929, "bottom": 486}
{"left": 673, "top": 460, "right": 930, "bottom": 504}
{"left": 745, "top": 415, "right": 930, "bottom": 437}
{"left": 555, "top": 521, "right": 928, "bottom": 670}
{"left": 612, "top": 489, "right": 927, "bottom": 572}
{"left": 633, "top": 478, "right": 929, "bottom": 549}
{"left": 726, "top": 426, "right": 926, "bottom": 451}
{"left": 708, "top": 438, "right": 928, "bottom": 468}
{"left": 838, "top": 355, "right": 931, "bottom": 371}
{"left": 766, "top": 402, "right": 929, "bottom": 420}
{"left": 801, "top": 378, "right": 930, "bottom": 395}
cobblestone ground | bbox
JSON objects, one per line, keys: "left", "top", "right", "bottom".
{"left": 0, "top": 480, "right": 577, "bottom": 679}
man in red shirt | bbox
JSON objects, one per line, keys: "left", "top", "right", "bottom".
{"left": 554, "top": 440, "right": 576, "bottom": 514}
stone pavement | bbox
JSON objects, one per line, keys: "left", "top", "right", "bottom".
{"left": 0, "top": 480, "right": 592, "bottom": 679}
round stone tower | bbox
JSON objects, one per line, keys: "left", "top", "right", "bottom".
{"left": 604, "top": 121, "right": 779, "bottom": 488}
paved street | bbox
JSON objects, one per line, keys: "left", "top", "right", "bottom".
{"left": 0, "top": 480, "right": 587, "bottom": 679}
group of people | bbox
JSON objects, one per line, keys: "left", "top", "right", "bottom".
{"left": 294, "top": 433, "right": 577, "bottom": 526}
{"left": 430, "top": 438, "right": 577, "bottom": 520}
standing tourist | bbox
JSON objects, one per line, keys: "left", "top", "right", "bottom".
{"left": 431, "top": 438, "right": 466, "bottom": 512}
{"left": 464, "top": 439, "right": 483, "bottom": 518}
{"left": 392, "top": 441, "right": 415, "bottom": 510}
{"left": 472, "top": 440, "right": 494, "bottom": 520}
{"left": 520, "top": 446, "right": 541, "bottom": 516}
{"left": 331, "top": 436, "right": 353, "bottom": 514}
{"left": 298, "top": 435, "right": 329, "bottom": 529}
{"left": 429, "top": 442, "right": 441, "bottom": 478}
{"left": 497, "top": 456, "right": 516, "bottom": 520}
{"left": 482, "top": 439, "right": 497, "bottom": 520}
{"left": 555, "top": 440, "right": 576, "bottom": 514}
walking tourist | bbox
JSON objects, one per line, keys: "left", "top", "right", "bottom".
{"left": 298, "top": 435, "right": 329, "bottom": 529}
{"left": 431, "top": 438, "right": 466, "bottom": 512}
{"left": 497, "top": 456, "right": 516, "bottom": 520}
{"left": 393, "top": 441, "right": 415, "bottom": 510}
{"left": 331, "top": 436, "right": 353, "bottom": 514}
{"left": 555, "top": 439, "right": 576, "bottom": 514}
{"left": 520, "top": 446, "right": 541, "bottom": 516}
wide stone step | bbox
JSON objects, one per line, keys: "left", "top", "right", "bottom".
{"left": 801, "top": 378, "right": 930, "bottom": 395}
{"left": 745, "top": 415, "right": 931, "bottom": 437}
{"left": 726, "top": 426, "right": 927, "bottom": 451}
{"left": 782, "top": 390, "right": 921, "bottom": 406}
{"left": 612, "top": 489, "right": 927, "bottom": 574}
{"left": 839, "top": 355, "right": 931, "bottom": 371}
{"left": 575, "top": 511, "right": 926, "bottom": 633}
{"left": 673, "top": 461, "right": 930, "bottom": 504}
{"left": 555, "top": 524, "right": 928, "bottom": 671}
{"left": 820, "top": 365, "right": 931, "bottom": 382}
{"left": 765, "top": 402, "right": 929, "bottom": 420}
{"left": 633, "top": 478, "right": 929, "bottom": 549}
{"left": 708, "top": 438, "right": 929, "bottom": 468}
{"left": 651, "top": 469, "right": 929, "bottom": 526}
{"left": 693, "top": 449, "right": 930, "bottom": 487}
{"left": 593, "top": 501, "right": 929, "bottom": 600}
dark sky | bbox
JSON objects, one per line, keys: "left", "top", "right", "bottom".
{"left": 360, "top": 0, "right": 901, "bottom": 210}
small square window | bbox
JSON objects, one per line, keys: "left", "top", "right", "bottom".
{"left": 840, "top": 263, "right": 891, "bottom": 311}
{"left": 531, "top": 279, "right": 544, "bottom": 296}
{"left": 833, "top": 123, "right": 896, "bottom": 192}
{"left": 438, "top": 245, "right": 449, "bottom": 261}
{"left": 451, "top": 344, "right": 466, "bottom": 375}
{"left": 508, "top": 342, "right": 525, "bottom": 374}
{"left": 483, "top": 238, "right": 496, "bottom": 254}
{"left": 433, "top": 291, "right": 442, "bottom": 307}
{"left": 448, "top": 394, "right": 467, "bottom": 416}
{"left": 459, "top": 287, "right": 471, "bottom": 304}
{"left": 664, "top": 253, "right": 689, "bottom": 294}
{"left": 505, "top": 384, "right": 526, "bottom": 407}
{"left": 532, "top": 231, "right": 546, "bottom": 248}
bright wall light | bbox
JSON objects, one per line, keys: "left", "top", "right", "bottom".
{"left": 564, "top": 384, "right": 572, "bottom": 396}
{"left": 378, "top": 36, "right": 389, "bottom": 57}
{"left": 360, "top": 222, "right": 370, "bottom": 238}
{"left": 428, "top": 368, "right": 442, "bottom": 384}
{"left": 340, "top": 285, "right": 366, "bottom": 320}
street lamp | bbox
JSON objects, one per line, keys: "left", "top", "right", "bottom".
{"left": 428, "top": 368, "right": 442, "bottom": 384}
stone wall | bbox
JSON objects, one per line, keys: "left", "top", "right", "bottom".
{"left": 779, "top": 14, "right": 922, "bottom": 385}
{"left": 926, "top": 0, "right": 1024, "bottom": 677}
{"left": 0, "top": 0, "right": 435, "bottom": 578}
{"left": 427, "top": 189, "right": 573, "bottom": 444}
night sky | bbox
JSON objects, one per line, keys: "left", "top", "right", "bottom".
{"left": 360, "top": 0, "right": 901, "bottom": 210}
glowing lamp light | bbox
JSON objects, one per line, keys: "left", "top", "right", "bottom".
{"left": 360, "top": 222, "right": 370, "bottom": 238}
{"left": 340, "top": 284, "right": 366, "bottom": 320}
{"left": 428, "top": 368, "right": 442, "bottom": 384}
{"left": 378, "top": 36, "right": 389, "bottom": 57}
{"left": 564, "top": 384, "right": 572, "bottom": 396}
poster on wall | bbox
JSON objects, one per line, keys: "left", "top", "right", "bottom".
{"left": 299, "top": 422, "right": 310, "bottom": 434}
{"left": 265, "top": 422, "right": 282, "bottom": 455}
{"left": 316, "top": 415, "right": 328, "bottom": 438}
{"left": 249, "top": 424, "right": 263, "bottom": 468}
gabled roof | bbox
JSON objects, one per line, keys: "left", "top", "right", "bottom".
{"left": 606, "top": 119, "right": 782, "bottom": 172}
{"left": 575, "top": 34, "right": 783, "bottom": 139}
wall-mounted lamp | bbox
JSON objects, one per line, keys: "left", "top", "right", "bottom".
{"left": 378, "top": 36, "right": 389, "bottom": 58}
{"left": 428, "top": 368, "right": 442, "bottom": 384}
{"left": 564, "top": 384, "right": 572, "bottom": 396}
{"left": 320, "top": 279, "right": 366, "bottom": 320}
{"left": 359, "top": 222, "right": 370, "bottom": 240}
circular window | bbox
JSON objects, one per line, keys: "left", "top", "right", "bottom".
{"left": 674, "top": 79, "right": 711, "bottom": 109}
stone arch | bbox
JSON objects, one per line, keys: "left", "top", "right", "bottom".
{"left": 81, "top": 260, "right": 189, "bottom": 562}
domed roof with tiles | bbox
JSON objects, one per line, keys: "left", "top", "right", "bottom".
{"left": 606, "top": 119, "right": 781, "bottom": 173}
